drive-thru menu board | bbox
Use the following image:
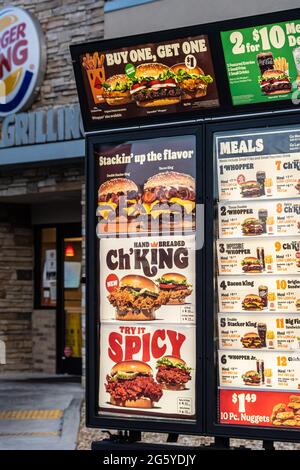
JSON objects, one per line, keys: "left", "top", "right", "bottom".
{"left": 221, "top": 19, "right": 300, "bottom": 106}
{"left": 215, "top": 125, "right": 300, "bottom": 429}
{"left": 96, "top": 134, "right": 197, "bottom": 420}
{"left": 80, "top": 35, "right": 219, "bottom": 124}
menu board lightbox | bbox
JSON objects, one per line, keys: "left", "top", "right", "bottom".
{"left": 221, "top": 19, "right": 300, "bottom": 106}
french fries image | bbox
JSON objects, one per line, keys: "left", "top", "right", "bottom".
{"left": 81, "top": 52, "right": 106, "bottom": 104}
{"left": 274, "top": 56, "right": 289, "bottom": 75}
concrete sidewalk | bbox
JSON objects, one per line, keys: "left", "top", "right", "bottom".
{"left": 0, "top": 375, "right": 83, "bottom": 450}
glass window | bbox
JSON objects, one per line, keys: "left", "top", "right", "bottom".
{"left": 38, "top": 227, "right": 57, "bottom": 308}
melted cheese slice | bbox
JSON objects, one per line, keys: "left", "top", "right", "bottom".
{"left": 169, "top": 198, "right": 195, "bottom": 214}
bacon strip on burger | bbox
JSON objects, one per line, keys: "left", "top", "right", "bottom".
{"left": 142, "top": 171, "right": 196, "bottom": 231}
{"left": 108, "top": 274, "right": 165, "bottom": 321}
{"left": 157, "top": 273, "right": 192, "bottom": 304}
{"left": 106, "top": 361, "right": 163, "bottom": 408}
{"left": 156, "top": 356, "right": 191, "bottom": 390}
{"left": 130, "top": 63, "right": 181, "bottom": 107}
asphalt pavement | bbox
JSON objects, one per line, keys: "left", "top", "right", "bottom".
{"left": 0, "top": 375, "right": 83, "bottom": 450}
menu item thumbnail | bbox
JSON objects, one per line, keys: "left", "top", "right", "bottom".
{"left": 105, "top": 360, "right": 163, "bottom": 408}
{"left": 219, "top": 389, "right": 300, "bottom": 428}
{"left": 218, "top": 313, "right": 300, "bottom": 351}
{"left": 216, "top": 127, "right": 300, "bottom": 201}
{"left": 217, "top": 238, "right": 300, "bottom": 275}
{"left": 108, "top": 275, "right": 163, "bottom": 321}
{"left": 156, "top": 356, "right": 192, "bottom": 390}
{"left": 218, "top": 275, "right": 300, "bottom": 313}
{"left": 156, "top": 273, "right": 192, "bottom": 305}
{"left": 100, "top": 234, "right": 195, "bottom": 323}
{"left": 241, "top": 256, "right": 263, "bottom": 273}
{"left": 218, "top": 200, "right": 300, "bottom": 238}
{"left": 271, "top": 396, "right": 300, "bottom": 427}
{"left": 99, "top": 322, "right": 196, "bottom": 418}
{"left": 218, "top": 350, "right": 300, "bottom": 390}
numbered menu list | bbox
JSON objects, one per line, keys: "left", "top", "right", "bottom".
{"left": 215, "top": 127, "right": 300, "bottom": 429}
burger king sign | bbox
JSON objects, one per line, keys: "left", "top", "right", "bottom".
{"left": 0, "top": 6, "right": 45, "bottom": 117}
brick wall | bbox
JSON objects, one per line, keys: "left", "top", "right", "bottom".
{"left": 0, "top": 205, "right": 33, "bottom": 372}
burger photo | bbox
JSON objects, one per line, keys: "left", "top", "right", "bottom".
{"left": 241, "top": 218, "right": 264, "bottom": 236}
{"left": 102, "top": 74, "right": 132, "bottom": 105}
{"left": 242, "top": 370, "right": 261, "bottom": 386}
{"left": 97, "top": 178, "right": 144, "bottom": 233}
{"left": 295, "top": 180, "right": 300, "bottom": 193}
{"left": 296, "top": 299, "right": 300, "bottom": 311}
{"left": 241, "top": 257, "right": 263, "bottom": 273}
{"left": 240, "top": 180, "right": 261, "bottom": 198}
{"left": 170, "top": 63, "right": 213, "bottom": 100}
{"left": 240, "top": 332, "right": 263, "bottom": 349}
{"left": 105, "top": 360, "right": 163, "bottom": 408}
{"left": 156, "top": 356, "right": 191, "bottom": 390}
{"left": 108, "top": 274, "right": 164, "bottom": 321}
{"left": 259, "top": 69, "right": 292, "bottom": 95}
{"left": 242, "top": 294, "right": 264, "bottom": 311}
{"left": 130, "top": 63, "right": 181, "bottom": 107}
{"left": 142, "top": 171, "right": 195, "bottom": 231}
{"left": 156, "top": 273, "right": 192, "bottom": 304}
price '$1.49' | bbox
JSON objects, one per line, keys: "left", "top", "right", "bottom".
{"left": 232, "top": 393, "right": 257, "bottom": 413}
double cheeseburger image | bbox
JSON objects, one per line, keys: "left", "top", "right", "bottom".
{"left": 259, "top": 69, "right": 292, "bottom": 95}
{"left": 108, "top": 275, "right": 164, "bottom": 321}
{"left": 241, "top": 257, "right": 263, "bottom": 273}
{"left": 156, "top": 273, "right": 192, "bottom": 304}
{"left": 242, "top": 294, "right": 264, "bottom": 311}
{"left": 105, "top": 361, "right": 163, "bottom": 408}
{"left": 97, "top": 171, "right": 196, "bottom": 233}
{"left": 156, "top": 356, "right": 192, "bottom": 390}
{"left": 240, "top": 180, "right": 261, "bottom": 198}
{"left": 242, "top": 370, "right": 261, "bottom": 386}
{"left": 102, "top": 62, "right": 213, "bottom": 107}
{"left": 241, "top": 218, "right": 264, "bottom": 236}
{"left": 97, "top": 177, "right": 144, "bottom": 233}
{"left": 142, "top": 171, "right": 196, "bottom": 231}
{"left": 241, "top": 332, "right": 263, "bottom": 349}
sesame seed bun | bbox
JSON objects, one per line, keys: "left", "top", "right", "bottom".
{"left": 111, "top": 360, "right": 153, "bottom": 377}
{"left": 110, "top": 397, "right": 153, "bottom": 408}
{"left": 170, "top": 63, "right": 205, "bottom": 76}
{"left": 160, "top": 273, "right": 187, "bottom": 284}
{"left": 144, "top": 171, "right": 195, "bottom": 191}
{"left": 99, "top": 178, "right": 138, "bottom": 197}
{"left": 135, "top": 63, "right": 169, "bottom": 80}
{"left": 120, "top": 275, "right": 159, "bottom": 294}
{"left": 162, "top": 355, "right": 186, "bottom": 367}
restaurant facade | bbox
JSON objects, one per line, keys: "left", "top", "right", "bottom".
{"left": 0, "top": 0, "right": 104, "bottom": 377}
